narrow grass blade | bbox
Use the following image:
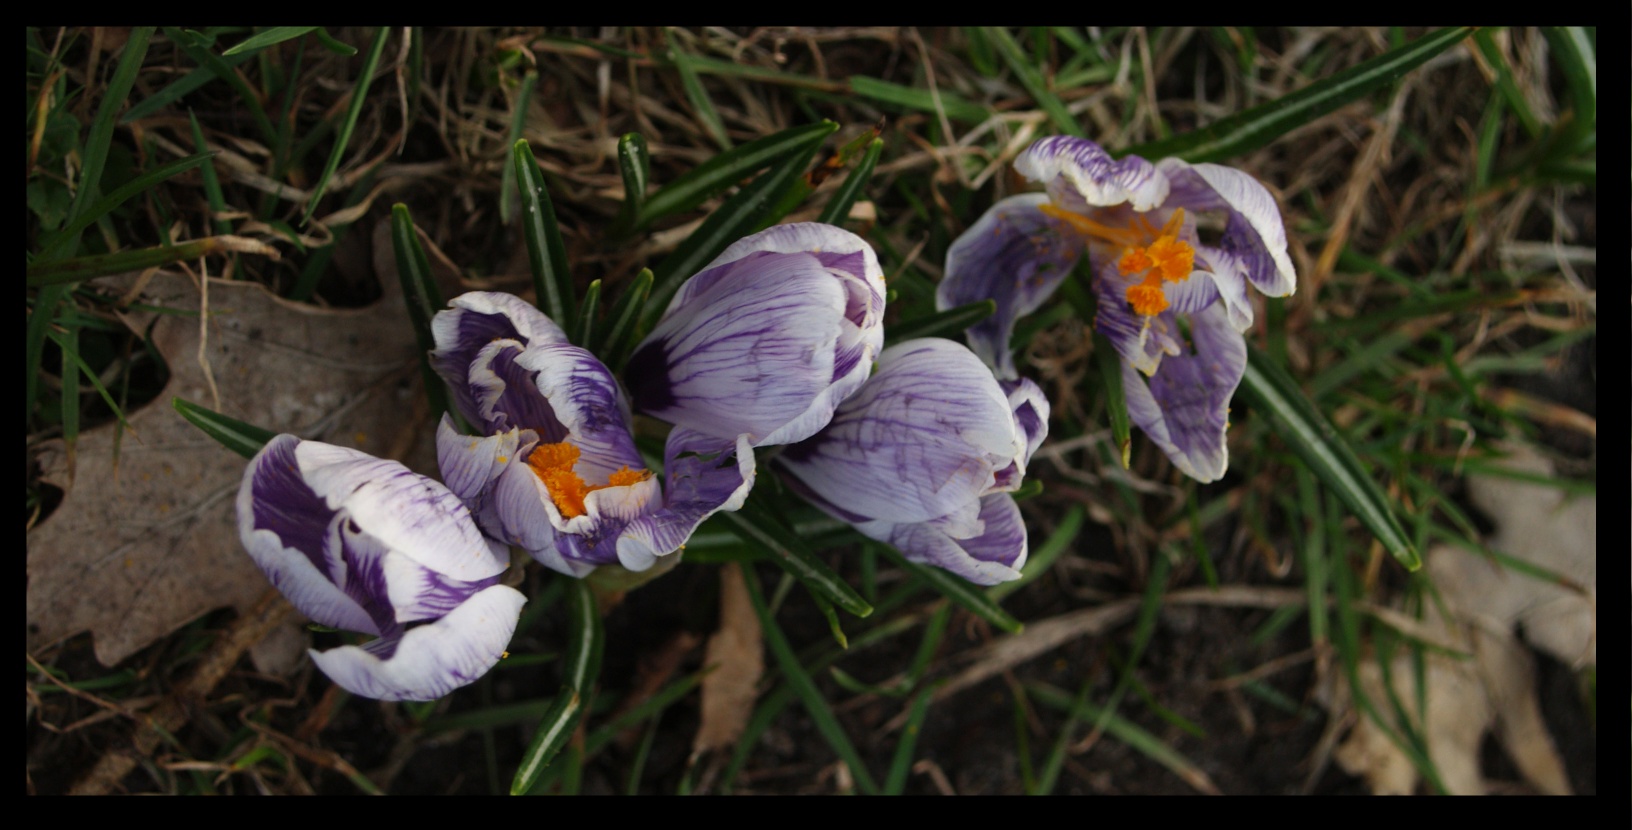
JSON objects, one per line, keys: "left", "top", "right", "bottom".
{"left": 882, "top": 687, "right": 936, "bottom": 794}
{"left": 614, "top": 132, "right": 650, "bottom": 230}
{"left": 1238, "top": 345, "right": 1419, "bottom": 571}
{"left": 512, "top": 578, "right": 603, "bottom": 795}
{"left": 752, "top": 123, "right": 882, "bottom": 234}
{"left": 1027, "top": 682, "right": 1220, "bottom": 794}
{"left": 27, "top": 236, "right": 278, "bottom": 286}
{"left": 187, "top": 114, "right": 231, "bottom": 234}
{"left": 162, "top": 28, "right": 276, "bottom": 147}
{"left": 817, "top": 137, "right": 883, "bottom": 226}
{"left": 647, "top": 132, "right": 828, "bottom": 320}
{"left": 572, "top": 279, "right": 601, "bottom": 348}
{"left": 29, "top": 28, "right": 153, "bottom": 426}
{"left": 813, "top": 593, "right": 848, "bottom": 649}
{"left": 1471, "top": 30, "right": 1541, "bottom": 139}
{"left": 1125, "top": 27, "right": 1473, "bottom": 163}
{"left": 963, "top": 27, "right": 999, "bottom": 76}
{"left": 38, "top": 152, "right": 216, "bottom": 258}
{"left": 511, "top": 690, "right": 583, "bottom": 795}
{"left": 582, "top": 671, "right": 703, "bottom": 756}
{"left": 1542, "top": 27, "right": 1595, "bottom": 154}
{"left": 50, "top": 329, "right": 130, "bottom": 435}
{"left": 741, "top": 565, "right": 880, "bottom": 794}
{"left": 848, "top": 75, "right": 988, "bottom": 124}
{"left": 1086, "top": 554, "right": 1170, "bottom": 744}
{"left": 122, "top": 50, "right": 256, "bottom": 124}
{"left": 301, "top": 27, "right": 389, "bottom": 224}
{"left": 498, "top": 71, "right": 539, "bottom": 225}
{"left": 1329, "top": 518, "right": 1447, "bottom": 793}
{"left": 633, "top": 120, "right": 836, "bottom": 230}
{"left": 986, "top": 27, "right": 1083, "bottom": 136}
{"left": 314, "top": 27, "right": 359, "bottom": 57}
{"left": 668, "top": 41, "right": 731, "bottom": 151}
{"left": 873, "top": 543, "right": 1022, "bottom": 634}
{"left": 388, "top": 204, "right": 454, "bottom": 421}
{"left": 512, "top": 140, "right": 576, "bottom": 325}
{"left": 559, "top": 577, "right": 604, "bottom": 696}
{"left": 885, "top": 299, "right": 994, "bottom": 345}
{"left": 222, "top": 27, "right": 318, "bottom": 57}
{"left": 1033, "top": 677, "right": 1094, "bottom": 795}
{"left": 596, "top": 268, "right": 653, "bottom": 371}
{"left": 1093, "top": 330, "right": 1132, "bottom": 469}
{"left": 173, "top": 397, "right": 276, "bottom": 459}
{"left": 720, "top": 500, "right": 872, "bottom": 619}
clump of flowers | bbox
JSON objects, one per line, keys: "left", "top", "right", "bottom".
{"left": 941, "top": 136, "right": 1296, "bottom": 482}
{"left": 235, "top": 218, "right": 1053, "bottom": 699}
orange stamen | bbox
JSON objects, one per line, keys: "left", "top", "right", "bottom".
{"left": 1127, "top": 282, "right": 1169, "bottom": 316}
{"left": 1037, "top": 202, "right": 1196, "bottom": 319}
{"left": 527, "top": 441, "right": 650, "bottom": 519}
{"left": 1113, "top": 208, "right": 1193, "bottom": 317}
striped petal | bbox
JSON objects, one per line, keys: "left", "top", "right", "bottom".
{"left": 1158, "top": 158, "right": 1296, "bottom": 299}
{"left": 431, "top": 292, "right": 568, "bottom": 427}
{"left": 1121, "top": 303, "right": 1246, "bottom": 482}
{"left": 618, "top": 429, "right": 756, "bottom": 572}
{"left": 779, "top": 339, "right": 1027, "bottom": 525}
{"left": 308, "top": 584, "right": 526, "bottom": 702}
{"left": 940, "top": 194, "right": 1083, "bottom": 379}
{"left": 627, "top": 223, "right": 885, "bottom": 447}
{"left": 1017, "top": 135, "right": 1169, "bottom": 212}
{"left": 857, "top": 493, "right": 1028, "bottom": 586}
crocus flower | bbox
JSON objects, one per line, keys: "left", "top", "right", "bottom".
{"left": 942, "top": 136, "right": 1296, "bottom": 482}
{"left": 777, "top": 338, "right": 1049, "bottom": 585}
{"left": 625, "top": 223, "right": 886, "bottom": 448}
{"left": 431, "top": 292, "right": 753, "bottom": 577}
{"left": 237, "top": 435, "right": 526, "bottom": 701}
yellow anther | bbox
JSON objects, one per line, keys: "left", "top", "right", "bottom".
{"left": 1127, "top": 282, "right": 1169, "bottom": 316}
{"left": 527, "top": 441, "right": 650, "bottom": 519}
{"left": 1035, "top": 202, "right": 1195, "bottom": 319}
{"left": 1113, "top": 208, "right": 1193, "bottom": 317}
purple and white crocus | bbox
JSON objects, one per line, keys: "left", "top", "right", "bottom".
{"left": 942, "top": 136, "right": 1296, "bottom": 482}
{"left": 625, "top": 223, "right": 886, "bottom": 449}
{"left": 431, "top": 292, "right": 752, "bottom": 577}
{"left": 778, "top": 338, "right": 1049, "bottom": 585}
{"left": 237, "top": 435, "right": 526, "bottom": 701}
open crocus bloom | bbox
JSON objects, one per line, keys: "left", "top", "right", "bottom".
{"left": 625, "top": 222, "right": 886, "bottom": 449}
{"left": 777, "top": 338, "right": 1050, "bottom": 585}
{"left": 237, "top": 435, "right": 526, "bottom": 701}
{"left": 941, "top": 136, "right": 1296, "bottom": 482}
{"left": 431, "top": 293, "right": 752, "bottom": 577}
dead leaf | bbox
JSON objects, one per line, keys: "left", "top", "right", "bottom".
{"left": 693, "top": 562, "right": 763, "bottom": 757}
{"left": 1330, "top": 444, "right": 1592, "bottom": 795}
{"left": 27, "top": 220, "right": 451, "bottom": 672}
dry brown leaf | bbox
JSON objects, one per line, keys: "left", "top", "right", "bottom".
{"left": 1331, "top": 444, "right": 1592, "bottom": 795}
{"left": 692, "top": 561, "right": 764, "bottom": 757}
{"left": 27, "top": 221, "right": 450, "bottom": 671}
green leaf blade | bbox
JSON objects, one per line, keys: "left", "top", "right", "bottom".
{"left": 173, "top": 397, "right": 277, "bottom": 459}
{"left": 512, "top": 140, "right": 577, "bottom": 325}
{"left": 388, "top": 204, "right": 454, "bottom": 422}
{"left": 720, "top": 501, "right": 873, "bottom": 619}
{"left": 633, "top": 120, "right": 836, "bottom": 230}
{"left": 1126, "top": 27, "right": 1473, "bottom": 163}
{"left": 1238, "top": 345, "right": 1420, "bottom": 571}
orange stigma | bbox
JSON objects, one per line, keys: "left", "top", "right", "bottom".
{"left": 527, "top": 441, "right": 650, "bottom": 519}
{"left": 1040, "top": 203, "right": 1194, "bottom": 318}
